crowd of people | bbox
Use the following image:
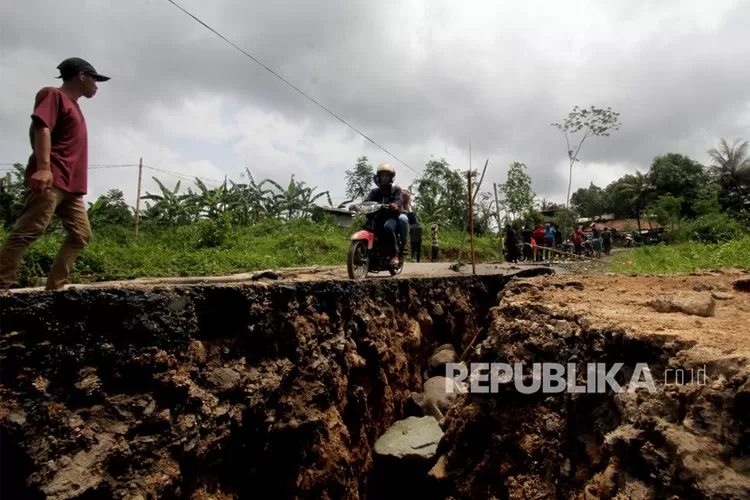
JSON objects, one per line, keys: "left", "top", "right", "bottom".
{"left": 503, "top": 221, "right": 615, "bottom": 263}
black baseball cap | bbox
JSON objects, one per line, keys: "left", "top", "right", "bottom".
{"left": 56, "top": 57, "right": 110, "bottom": 82}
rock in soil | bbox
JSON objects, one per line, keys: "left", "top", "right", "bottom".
{"left": 647, "top": 296, "right": 716, "bottom": 317}
{"left": 373, "top": 416, "right": 444, "bottom": 461}
{"left": 425, "top": 343, "right": 458, "bottom": 378}
{"left": 409, "top": 376, "right": 463, "bottom": 422}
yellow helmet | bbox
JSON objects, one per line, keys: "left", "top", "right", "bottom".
{"left": 377, "top": 163, "right": 395, "bottom": 174}
{"left": 374, "top": 163, "right": 396, "bottom": 184}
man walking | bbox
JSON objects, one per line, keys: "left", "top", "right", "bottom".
{"left": 409, "top": 220, "right": 422, "bottom": 262}
{"left": 0, "top": 57, "right": 110, "bottom": 291}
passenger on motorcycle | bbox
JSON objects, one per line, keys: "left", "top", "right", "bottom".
{"left": 349, "top": 163, "right": 406, "bottom": 266}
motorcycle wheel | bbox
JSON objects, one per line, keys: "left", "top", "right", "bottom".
{"left": 518, "top": 245, "right": 527, "bottom": 262}
{"left": 347, "top": 240, "right": 369, "bottom": 279}
{"left": 584, "top": 247, "right": 594, "bottom": 257}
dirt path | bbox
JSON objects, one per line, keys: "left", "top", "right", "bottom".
{"left": 510, "top": 269, "right": 750, "bottom": 359}
{"left": 6, "top": 261, "right": 571, "bottom": 293}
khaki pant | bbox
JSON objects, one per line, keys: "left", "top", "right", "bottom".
{"left": 0, "top": 187, "right": 91, "bottom": 290}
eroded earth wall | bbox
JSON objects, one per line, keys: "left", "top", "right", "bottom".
{"left": 433, "top": 274, "right": 750, "bottom": 500}
{"left": 0, "top": 274, "right": 520, "bottom": 500}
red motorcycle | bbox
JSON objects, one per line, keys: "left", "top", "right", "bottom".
{"left": 347, "top": 201, "right": 405, "bottom": 279}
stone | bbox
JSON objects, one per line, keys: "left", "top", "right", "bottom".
{"left": 646, "top": 297, "right": 715, "bottom": 317}
{"left": 411, "top": 376, "right": 463, "bottom": 421}
{"left": 205, "top": 367, "right": 241, "bottom": 393}
{"left": 74, "top": 368, "right": 102, "bottom": 397}
{"left": 428, "top": 454, "right": 449, "bottom": 480}
{"left": 187, "top": 340, "right": 207, "bottom": 365}
{"left": 252, "top": 270, "right": 279, "bottom": 281}
{"left": 711, "top": 291, "right": 734, "bottom": 300}
{"left": 693, "top": 283, "right": 715, "bottom": 292}
{"left": 426, "top": 344, "right": 457, "bottom": 378}
{"left": 374, "top": 416, "right": 444, "bottom": 460}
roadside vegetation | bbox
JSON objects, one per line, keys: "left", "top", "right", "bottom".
{"left": 1, "top": 119, "right": 748, "bottom": 286}
{"left": 0, "top": 220, "right": 500, "bottom": 286}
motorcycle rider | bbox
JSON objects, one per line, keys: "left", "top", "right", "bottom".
{"left": 349, "top": 163, "right": 405, "bottom": 266}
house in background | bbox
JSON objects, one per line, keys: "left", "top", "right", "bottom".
{"left": 316, "top": 206, "right": 355, "bottom": 227}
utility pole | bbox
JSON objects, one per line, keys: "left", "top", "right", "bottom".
{"left": 467, "top": 143, "right": 476, "bottom": 275}
{"left": 493, "top": 182, "right": 503, "bottom": 255}
{"left": 134, "top": 157, "right": 143, "bottom": 239}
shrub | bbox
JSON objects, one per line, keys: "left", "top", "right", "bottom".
{"left": 668, "top": 213, "right": 747, "bottom": 244}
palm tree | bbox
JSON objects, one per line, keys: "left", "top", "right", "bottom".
{"left": 617, "top": 170, "right": 656, "bottom": 234}
{"left": 707, "top": 138, "right": 750, "bottom": 211}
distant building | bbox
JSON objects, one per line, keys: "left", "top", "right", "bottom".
{"left": 317, "top": 206, "right": 354, "bottom": 227}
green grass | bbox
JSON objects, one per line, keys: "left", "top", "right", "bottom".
{"left": 610, "top": 235, "right": 750, "bottom": 274}
{"left": 0, "top": 219, "right": 501, "bottom": 286}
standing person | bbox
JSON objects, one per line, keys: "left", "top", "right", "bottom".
{"left": 533, "top": 224, "right": 546, "bottom": 262}
{"left": 504, "top": 224, "right": 519, "bottom": 263}
{"left": 521, "top": 225, "right": 533, "bottom": 261}
{"left": 590, "top": 222, "right": 602, "bottom": 258}
{"left": 572, "top": 225, "right": 583, "bottom": 255}
{"left": 544, "top": 223, "right": 556, "bottom": 262}
{"left": 410, "top": 218, "right": 422, "bottom": 262}
{"left": 398, "top": 187, "right": 413, "bottom": 255}
{"left": 0, "top": 57, "right": 110, "bottom": 292}
{"left": 430, "top": 223, "right": 439, "bottom": 262}
{"left": 601, "top": 226, "right": 613, "bottom": 255}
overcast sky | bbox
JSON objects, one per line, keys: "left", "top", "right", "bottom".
{"left": 1, "top": 0, "right": 749, "bottom": 208}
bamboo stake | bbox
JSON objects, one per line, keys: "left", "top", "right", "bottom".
{"left": 467, "top": 143, "right": 476, "bottom": 274}
{"left": 134, "top": 157, "right": 143, "bottom": 239}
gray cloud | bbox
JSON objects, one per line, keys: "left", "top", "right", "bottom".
{"left": 2, "top": 0, "right": 749, "bottom": 204}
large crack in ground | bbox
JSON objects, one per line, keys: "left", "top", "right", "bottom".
{"left": 1, "top": 269, "right": 749, "bottom": 499}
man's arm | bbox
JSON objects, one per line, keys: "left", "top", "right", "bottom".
{"left": 29, "top": 89, "right": 60, "bottom": 172}
{"left": 32, "top": 122, "right": 52, "bottom": 172}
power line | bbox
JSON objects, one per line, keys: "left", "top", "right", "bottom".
{"left": 1, "top": 161, "right": 354, "bottom": 204}
{"left": 0, "top": 163, "right": 138, "bottom": 168}
{"left": 163, "top": 0, "right": 420, "bottom": 176}
{"left": 143, "top": 165, "right": 225, "bottom": 185}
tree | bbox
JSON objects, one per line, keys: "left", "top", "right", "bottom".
{"left": 570, "top": 182, "right": 607, "bottom": 218}
{"left": 413, "top": 157, "right": 467, "bottom": 229}
{"left": 616, "top": 170, "right": 656, "bottom": 234}
{"left": 345, "top": 156, "right": 374, "bottom": 201}
{"left": 647, "top": 153, "right": 710, "bottom": 217}
{"left": 645, "top": 194, "right": 683, "bottom": 231}
{"left": 499, "top": 162, "right": 535, "bottom": 222}
{"left": 551, "top": 105, "right": 622, "bottom": 221}
{"left": 707, "top": 138, "right": 750, "bottom": 213}
{"left": 603, "top": 178, "right": 636, "bottom": 218}
{"left": 0, "top": 163, "right": 26, "bottom": 229}
{"left": 691, "top": 184, "right": 722, "bottom": 217}
{"left": 87, "top": 189, "right": 135, "bottom": 228}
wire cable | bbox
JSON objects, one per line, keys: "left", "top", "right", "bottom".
{"left": 163, "top": 0, "right": 420, "bottom": 176}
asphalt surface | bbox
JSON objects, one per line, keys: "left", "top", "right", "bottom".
{"left": 5, "top": 260, "right": 573, "bottom": 294}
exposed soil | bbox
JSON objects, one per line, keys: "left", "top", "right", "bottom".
{"left": 434, "top": 269, "right": 750, "bottom": 499}
{"left": 1, "top": 268, "right": 749, "bottom": 499}
{"left": 0, "top": 271, "right": 551, "bottom": 499}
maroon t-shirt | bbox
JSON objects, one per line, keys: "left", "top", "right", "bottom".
{"left": 25, "top": 87, "right": 88, "bottom": 194}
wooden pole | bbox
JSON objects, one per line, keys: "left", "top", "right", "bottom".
{"left": 134, "top": 157, "right": 143, "bottom": 239}
{"left": 493, "top": 182, "right": 503, "bottom": 255}
{"left": 467, "top": 143, "right": 476, "bottom": 274}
